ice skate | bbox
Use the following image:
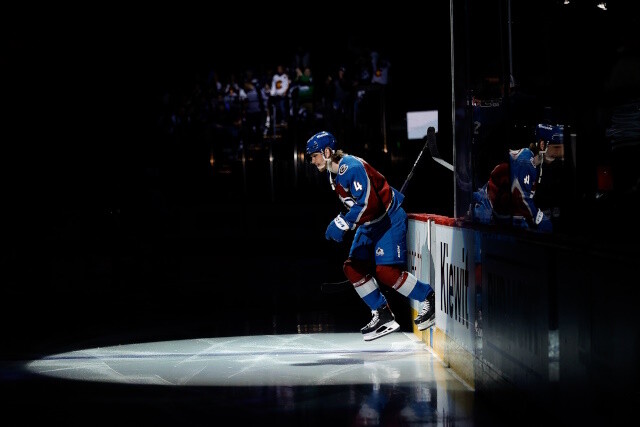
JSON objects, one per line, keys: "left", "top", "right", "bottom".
{"left": 361, "top": 304, "right": 400, "bottom": 341}
{"left": 414, "top": 291, "right": 435, "bottom": 331}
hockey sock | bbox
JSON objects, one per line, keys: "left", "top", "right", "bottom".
{"left": 354, "top": 277, "right": 387, "bottom": 311}
{"left": 380, "top": 269, "right": 433, "bottom": 302}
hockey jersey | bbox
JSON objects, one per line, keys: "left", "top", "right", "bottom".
{"left": 333, "top": 155, "right": 404, "bottom": 229}
{"left": 509, "top": 148, "right": 538, "bottom": 224}
{"left": 471, "top": 148, "right": 552, "bottom": 232}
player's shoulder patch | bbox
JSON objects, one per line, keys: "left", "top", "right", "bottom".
{"left": 338, "top": 164, "right": 348, "bottom": 175}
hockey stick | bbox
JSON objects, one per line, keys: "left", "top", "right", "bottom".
{"left": 320, "top": 127, "right": 441, "bottom": 293}
{"left": 321, "top": 279, "right": 356, "bottom": 294}
{"left": 400, "top": 126, "right": 441, "bottom": 193}
{"left": 423, "top": 126, "right": 454, "bottom": 172}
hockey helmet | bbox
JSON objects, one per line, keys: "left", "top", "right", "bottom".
{"left": 306, "top": 131, "right": 336, "bottom": 156}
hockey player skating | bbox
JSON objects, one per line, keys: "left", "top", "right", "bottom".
{"left": 306, "top": 131, "right": 436, "bottom": 341}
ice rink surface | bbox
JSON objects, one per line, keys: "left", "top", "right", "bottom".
{"left": 26, "top": 332, "right": 451, "bottom": 387}
{"left": 2, "top": 331, "right": 502, "bottom": 426}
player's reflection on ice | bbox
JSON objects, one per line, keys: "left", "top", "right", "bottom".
{"left": 284, "top": 357, "right": 441, "bottom": 425}
{"left": 265, "top": 381, "right": 439, "bottom": 425}
{"left": 353, "top": 383, "right": 438, "bottom": 425}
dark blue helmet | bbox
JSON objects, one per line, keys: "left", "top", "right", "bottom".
{"left": 306, "top": 131, "right": 336, "bottom": 156}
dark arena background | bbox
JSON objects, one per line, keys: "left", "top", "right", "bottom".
{"left": 2, "top": 1, "right": 639, "bottom": 426}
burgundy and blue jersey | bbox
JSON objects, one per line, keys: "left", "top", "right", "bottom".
{"left": 333, "top": 155, "right": 404, "bottom": 229}
{"left": 509, "top": 148, "right": 552, "bottom": 231}
{"left": 509, "top": 148, "right": 538, "bottom": 221}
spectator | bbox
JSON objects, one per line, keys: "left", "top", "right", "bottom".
{"left": 243, "top": 78, "right": 266, "bottom": 143}
{"left": 293, "top": 66, "right": 315, "bottom": 120}
{"left": 270, "top": 64, "right": 291, "bottom": 125}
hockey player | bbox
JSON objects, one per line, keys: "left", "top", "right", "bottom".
{"left": 470, "top": 143, "right": 552, "bottom": 232}
{"left": 509, "top": 144, "right": 553, "bottom": 232}
{"left": 306, "top": 130, "right": 436, "bottom": 341}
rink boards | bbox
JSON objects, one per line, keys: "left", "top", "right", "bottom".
{"left": 407, "top": 215, "right": 479, "bottom": 390}
{"left": 407, "top": 213, "right": 639, "bottom": 411}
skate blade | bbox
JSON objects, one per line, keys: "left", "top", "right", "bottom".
{"left": 416, "top": 316, "right": 435, "bottom": 331}
{"left": 362, "top": 321, "right": 400, "bottom": 341}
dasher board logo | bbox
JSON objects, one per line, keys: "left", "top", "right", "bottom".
{"left": 338, "top": 164, "right": 348, "bottom": 175}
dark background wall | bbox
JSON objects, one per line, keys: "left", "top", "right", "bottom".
{"left": 1, "top": 1, "right": 638, "bottom": 364}
{"left": 1, "top": 4, "right": 452, "bottom": 358}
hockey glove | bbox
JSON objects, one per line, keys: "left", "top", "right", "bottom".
{"left": 325, "top": 214, "right": 350, "bottom": 242}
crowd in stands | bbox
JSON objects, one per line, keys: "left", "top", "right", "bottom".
{"left": 153, "top": 46, "right": 393, "bottom": 167}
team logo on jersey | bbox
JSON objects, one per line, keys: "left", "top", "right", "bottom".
{"left": 376, "top": 247, "right": 384, "bottom": 256}
{"left": 338, "top": 164, "right": 348, "bottom": 175}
